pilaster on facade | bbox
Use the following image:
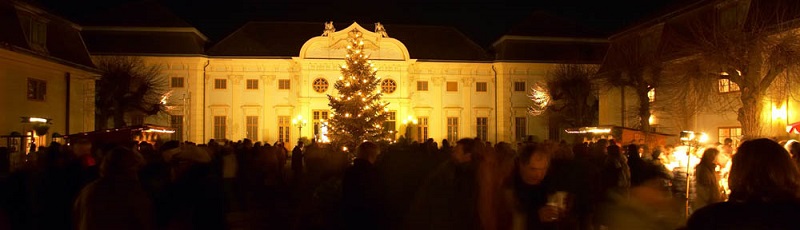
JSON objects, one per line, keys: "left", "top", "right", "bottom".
{"left": 229, "top": 75, "right": 243, "bottom": 85}
{"left": 461, "top": 77, "right": 475, "bottom": 86}
{"left": 431, "top": 76, "right": 445, "bottom": 87}
{"left": 259, "top": 75, "right": 276, "bottom": 89}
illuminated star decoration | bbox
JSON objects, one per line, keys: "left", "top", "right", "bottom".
{"left": 527, "top": 83, "right": 550, "bottom": 116}
{"left": 161, "top": 90, "right": 175, "bottom": 110}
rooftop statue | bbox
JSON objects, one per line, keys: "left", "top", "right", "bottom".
{"left": 375, "top": 22, "right": 388, "bottom": 37}
{"left": 322, "top": 21, "right": 335, "bottom": 36}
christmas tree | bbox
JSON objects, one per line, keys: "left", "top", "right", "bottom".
{"left": 327, "top": 29, "right": 390, "bottom": 150}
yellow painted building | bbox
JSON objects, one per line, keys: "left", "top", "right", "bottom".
{"left": 77, "top": 2, "right": 607, "bottom": 147}
{"left": 599, "top": 0, "right": 800, "bottom": 145}
{"left": 0, "top": 1, "right": 98, "bottom": 150}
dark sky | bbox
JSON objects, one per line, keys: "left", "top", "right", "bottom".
{"left": 39, "top": 0, "right": 694, "bottom": 47}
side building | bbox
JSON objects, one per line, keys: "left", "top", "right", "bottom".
{"left": 0, "top": 0, "right": 98, "bottom": 152}
{"left": 599, "top": 0, "right": 800, "bottom": 145}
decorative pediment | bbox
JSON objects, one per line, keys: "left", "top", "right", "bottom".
{"left": 300, "top": 22, "right": 410, "bottom": 60}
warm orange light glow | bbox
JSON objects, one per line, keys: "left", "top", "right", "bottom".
{"left": 28, "top": 117, "right": 47, "bottom": 123}
{"left": 773, "top": 103, "right": 787, "bottom": 120}
{"left": 698, "top": 133, "right": 709, "bottom": 143}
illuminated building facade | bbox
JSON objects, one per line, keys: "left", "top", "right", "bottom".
{"left": 80, "top": 3, "right": 607, "bottom": 147}
{"left": 0, "top": 1, "right": 98, "bottom": 150}
{"left": 599, "top": 0, "right": 800, "bottom": 144}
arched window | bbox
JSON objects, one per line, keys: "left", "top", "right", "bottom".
{"left": 313, "top": 78, "right": 329, "bottom": 93}
{"left": 381, "top": 79, "right": 397, "bottom": 94}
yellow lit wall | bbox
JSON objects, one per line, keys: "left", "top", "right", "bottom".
{"left": 0, "top": 49, "right": 97, "bottom": 145}
{"left": 116, "top": 23, "right": 562, "bottom": 147}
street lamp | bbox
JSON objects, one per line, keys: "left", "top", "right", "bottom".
{"left": 402, "top": 115, "right": 417, "bottom": 139}
{"left": 292, "top": 115, "right": 307, "bottom": 141}
{"left": 679, "top": 130, "right": 708, "bottom": 218}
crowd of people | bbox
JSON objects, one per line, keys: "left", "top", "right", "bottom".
{"left": 0, "top": 135, "right": 798, "bottom": 230}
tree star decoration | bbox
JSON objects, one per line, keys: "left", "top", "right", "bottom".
{"left": 528, "top": 83, "right": 550, "bottom": 116}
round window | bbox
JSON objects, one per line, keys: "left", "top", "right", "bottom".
{"left": 313, "top": 78, "right": 329, "bottom": 93}
{"left": 381, "top": 79, "right": 397, "bottom": 94}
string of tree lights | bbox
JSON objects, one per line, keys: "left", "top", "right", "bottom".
{"left": 327, "top": 29, "right": 391, "bottom": 151}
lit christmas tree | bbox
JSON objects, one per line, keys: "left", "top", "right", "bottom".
{"left": 327, "top": 29, "right": 390, "bottom": 150}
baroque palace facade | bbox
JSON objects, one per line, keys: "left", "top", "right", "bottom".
{"left": 78, "top": 2, "right": 606, "bottom": 146}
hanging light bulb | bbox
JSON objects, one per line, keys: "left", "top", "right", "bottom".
{"left": 345, "top": 113, "right": 351, "bottom": 117}
{"left": 339, "top": 76, "right": 344, "bottom": 80}
{"left": 345, "top": 82, "right": 351, "bottom": 87}
{"left": 362, "top": 79, "right": 367, "bottom": 83}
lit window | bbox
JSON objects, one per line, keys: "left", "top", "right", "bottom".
{"left": 27, "top": 78, "right": 46, "bottom": 101}
{"left": 278, "top": 116, "right": 291, "bottom": 143}
{"left": 170, "top": 115, "right": 183, "bottom": 141}
{"left": 171, "top": 77, "right": 184, "bottom": 88}
{"left": 446, "top": 81, "right": 458, "bottom": 92}
{"left": 214, "top": 116, "right": 226, "bottom": 140}
{"left": 648, "top": 88, "right": 655, "bottom": 102}
{"left": 417, "top": 81, "right": 429, "bottom": 91}
{"left": 246, "top": 116, "right": 258, "bottom": 140}
{"left": 246, "top": 79, "right": 259, "bottom": 90}
{"left": 476, "top": 82, "right": 488, "bottom": 92}
{"left": 313, "top": 78, "right": 328, "bottom": 93}
{"left": 384, "top": 111, "right": 397, "bottom": 136}
{"left": 447, "top": 117, "right": 459, "bottom": 141}
{"left": 514, "top": 81, "right": 526, "bottom": 92}
{"left": 214, "top": 79, "right": 227, "bottom": 89}
{"left": 476, "top": 117, "right": 488, "bottom": 141}
{"left": 417, "top": 117, "right": 429, "bottom": 142}
{"left": 718, "top": 79, "right": 740, "bottom": 93}
{"left": 381, "top": 79, "right": 397, "bottom": 94}
{"left": 718, "top": 127, "right": 741, "bottom": 147}
{"left": 515, "top": 117, "right": 527, "bottom": 141}
{"left": 312, "top": 110, "right": 330, "bottom": 140}
{"left": 278, "top": 79, "right": 291, "bottom": 90}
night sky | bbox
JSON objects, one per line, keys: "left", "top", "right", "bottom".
{"left": 39, "top": 0, "right": 694, "bottom": 47}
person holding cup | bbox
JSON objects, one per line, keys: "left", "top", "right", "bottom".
{"left": 507, "top": 143, "right": 568, "bottom": 230}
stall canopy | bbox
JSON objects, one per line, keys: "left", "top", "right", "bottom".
{"left": 787, "top": 122, "right": 800, "bottom": 134}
